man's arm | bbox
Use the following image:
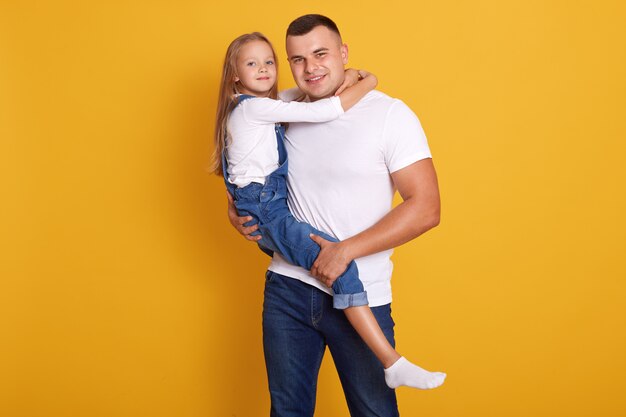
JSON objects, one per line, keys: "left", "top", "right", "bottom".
{"left": 309, "top": 158, "right": 440, "bottom": 288}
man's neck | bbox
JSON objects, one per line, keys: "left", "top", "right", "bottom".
{"left": 308, "top": 92, "right": 337, "bottom": 102}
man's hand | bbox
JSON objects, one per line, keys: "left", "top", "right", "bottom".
{"left": 309, "top": 234, "right": 352, "bottom": 288}
{"left": 226, "top": 191, "right": 261, "bottom": 241}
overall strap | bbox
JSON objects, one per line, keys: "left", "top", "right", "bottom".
{"left": 274, "top": 124, "right": 287, "bottom": 166}
{"left": 235, "top": 94, "right": 256, "bottom": 104}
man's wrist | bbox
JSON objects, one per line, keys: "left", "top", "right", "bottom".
{"left": 339, "top": 239, "right": 358, "bottom": 263}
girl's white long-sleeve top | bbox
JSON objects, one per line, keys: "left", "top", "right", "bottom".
{"left": 225, "top": 95, "right": 344, "bottom": 188}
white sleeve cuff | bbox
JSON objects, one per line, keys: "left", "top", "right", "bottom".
{"left": 329, "top": 96, "right": 345, "bottom": 116}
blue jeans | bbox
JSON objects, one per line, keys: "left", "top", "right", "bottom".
{"left": 234, "top": 178, "right": 368, "bottom": 309}
{"left": 263, "top": 271, "right": 399, "bottom": 417}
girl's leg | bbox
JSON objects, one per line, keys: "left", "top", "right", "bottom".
{"left": 264, "top": 215, "right": 446, "bottom": 390}
{"left": 329, "top": 262, "right": 399, "bottom": 367}
{"left": 343, "top": 306, "right": 400, "bottom": 368}
{"left": 333, "top": 263, "right": 446, "bottom": 389}
{"left": 343, "top": 306, "right": 446, "bottom": 390}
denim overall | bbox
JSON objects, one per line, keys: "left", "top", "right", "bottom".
{"left": 222, "top": 94, "right": 368, "bottom": 309}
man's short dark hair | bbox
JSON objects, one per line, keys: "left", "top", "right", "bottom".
{"left": 286, "top": 14, "right": 341, "bottom": 39}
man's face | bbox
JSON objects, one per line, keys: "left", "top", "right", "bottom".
{"left": 286, "top": 26, "right": 348, "bottom": 101}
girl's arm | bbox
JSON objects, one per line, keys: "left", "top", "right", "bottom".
{"left": 335, "top": 69, "right": 377, "bottom": 111}
{"left": 242, "top": 97, "right": 345, "bottom": 124}
{"left": 241, "top": 70, "right": 377, "bottom": 125}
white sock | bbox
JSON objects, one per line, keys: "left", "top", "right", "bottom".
{"left": 384, "top": 356, "right": 446, "bottom": 390}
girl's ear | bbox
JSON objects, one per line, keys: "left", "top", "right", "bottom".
{"left": 234, "top": 75, "right": 240, "bottom": 82}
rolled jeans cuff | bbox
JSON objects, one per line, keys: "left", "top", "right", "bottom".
{"left": 333, "top": 291, "right": 369, "bottom": 309}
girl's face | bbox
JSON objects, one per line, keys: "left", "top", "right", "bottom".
{"left": 234, "top": 40, "right": 277, "bottom": 97}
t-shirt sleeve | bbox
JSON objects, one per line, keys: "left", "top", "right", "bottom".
{"left": 382, "top": 99, "right": 432, "bottom": 173}
{"left": 242, "top": 96, "right": 344, "bottom": 124}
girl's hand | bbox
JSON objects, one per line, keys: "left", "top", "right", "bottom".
{"left": 335, "top": 68, "right": 361, "bottom": 95}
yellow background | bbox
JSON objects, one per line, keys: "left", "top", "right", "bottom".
{"left": 1, "top": 1, "right": 625, "bottom": 416}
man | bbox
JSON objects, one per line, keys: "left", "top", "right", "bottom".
{"left": 227, "top": 14, "right": 441, "bottom": 417}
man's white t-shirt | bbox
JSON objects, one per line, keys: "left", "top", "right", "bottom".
{"left": 269, "top": 90, "right": 432, "bottom": 307}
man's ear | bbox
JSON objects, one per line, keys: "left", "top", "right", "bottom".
{"left": 341, "top": 43, "right": 349, "bottom": 65}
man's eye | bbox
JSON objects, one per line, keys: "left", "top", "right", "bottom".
{"left": 292, "top": 58, "right": 303, "bottom": 64}
{"left": 316, "top": 53, "right": 326, "bottom": 58}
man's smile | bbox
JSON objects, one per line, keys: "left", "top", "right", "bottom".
{"left": 305, "top": 74, "right": 326, "bottom": 84}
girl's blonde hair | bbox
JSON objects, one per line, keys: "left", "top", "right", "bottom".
{"left": 210, "top": 32, "right": 279, "bottom": 175}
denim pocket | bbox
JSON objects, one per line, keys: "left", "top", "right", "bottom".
{"left": 265, "top": 270, "right": 275, "bottom": 283}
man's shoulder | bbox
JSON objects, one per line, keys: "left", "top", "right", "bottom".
{"left": 362, "top": 90, "right": 409, "bottom": 111}
{"left": 359, "top": 91, "right": 417, "bottom": 123}
{"left": 363, "top": 90, "right": 394, "bottom": 104}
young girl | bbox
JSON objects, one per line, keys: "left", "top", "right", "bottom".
{"left": 211, "top": 32, "right": 446, "bottom": 390}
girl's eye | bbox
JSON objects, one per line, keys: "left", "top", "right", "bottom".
{"left": 247, "top": 62, "right": 256, "bottom": 66}
{"left": 266, "top": 60, "right": 274, "bottom": 65}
